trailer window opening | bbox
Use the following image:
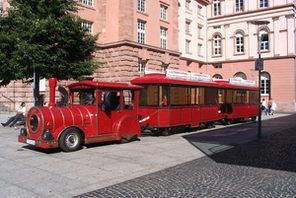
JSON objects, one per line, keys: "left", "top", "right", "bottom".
{"left": 170, "top": 85, "right": 190, "bottom": 106}
{"left": 204, "top": 87, "right": 218, "bottom": 105}
{"left": 139, "top": 84, "right": 169, "bottom": 106}
{"left": 249, "top": 90, "right": 259, "bottom": 104}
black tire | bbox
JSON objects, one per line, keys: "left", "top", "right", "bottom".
{"left": 161, "top": 129, "right": 170, "bottom": 136}
{"left": 59, "top": 128, "right": 82, "bottom": 152}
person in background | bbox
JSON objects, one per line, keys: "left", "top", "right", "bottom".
{"left": 1, "top": 102, "right": 26, "bottom": 127}
{"left": 268, "top": 98, "right": 273, "bottom": 114}
{"left": 261, "top": 98, "right": 268, "bottom": 115}
{"left": 270, "top": 100, "right": 277, "bottom": 115}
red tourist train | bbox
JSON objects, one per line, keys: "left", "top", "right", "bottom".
{"left": 18, "top": 70, "right": 259, "bottom": 151}
{"left": 131, "top": 70, "right": 259, "bottom": 135}
{"left": 18, "top": 78, "right": 143, "bottom": 152}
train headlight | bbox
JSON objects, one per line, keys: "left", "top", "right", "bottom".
{"left": 20, "top": 128, "right": 27, "bottom": 136}
{"left": 41, "top": 129, "right": 53, "bottom": 141}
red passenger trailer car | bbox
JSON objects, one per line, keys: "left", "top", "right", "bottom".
{"left": 131, "top": 70, "right": 259, "bottom": 135}
{"left": 215, "top": 78, "right": 259, "bottom": 123}
{"left": 131, "top": 70, "right": 221, "bottom": 135}
{"left": 18, "top": 78, "right": 143, "bottom": 152}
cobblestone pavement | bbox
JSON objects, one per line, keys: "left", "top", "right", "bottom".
{"left": 76, "top": 115, "right": 296, "bottom": 198}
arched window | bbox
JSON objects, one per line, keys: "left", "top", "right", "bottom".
{"left": 259, "top": 29, "right": 269, "bottom": 51}
{"left": 236, "top": 0, "right": 244, "bottom": 12}
{"left": 213, "top": 0, "right": 221, "bottom": 16}
{"left": 213, "top": 74, "right": 223, "bottom": 79}
{"left": 235, "top": 32, "right": 244, "bottom": 53}
{"left": 261, "top": 72, "right": 270, "bottom": 95}
{"left": 234, "top": 72, "right": 247, "bottom": 80}
{"left": 213, "top": 34, "right": 221, "bottom": 56}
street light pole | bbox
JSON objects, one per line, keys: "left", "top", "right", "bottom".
{"left": 250, "top": 20, "right": 270, "bottom": 139}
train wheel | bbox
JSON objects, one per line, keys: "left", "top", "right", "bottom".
{"left": 161, "top": 129, "right": 170, "bottom": 136}
{"left": 59, "top": 128, "right": 82, "bottom": 152}
{"left": 251, "top": 116, "right": 257, "bottom": 121}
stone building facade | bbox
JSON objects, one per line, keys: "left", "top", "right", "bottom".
{"left": 0, "top": 0, "right": 296, "bottom": 112}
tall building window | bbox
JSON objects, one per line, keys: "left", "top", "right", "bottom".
{"left": 198, "top": 26, "right": 202, "bottom": 38}
{"left": 261, "top": 72, "right": 270, "bottom": 95}
{"left": 160, "top": 27, "right": 167, "bottom": 49}
{"left": 259, "top": 0, "right": 268, "bottom": 8}
{"left": 236, "top": 0, "right": 244, "bottom": 12}
{"left": 197, "top": 44, "right": 202, "bottom": 56}
{"left": 81, "top": 21, "right": 93, "bottom": 34}
{"left": 185, "top": 21, "right": 191, "bottom": 34}
{"left": 79, "top": 0, "right": 93, "bottom": 6}
{"left": 137, "top": 20, "right": 146, "bottom": 44}
{"left": 213, "top": 0, "right": 221, "bottom": 16}
{"left": 235, "top": 32, "right": 244, "bottom": 53}
{"left": 185, "top": 0, "right": 191, "bottom": 10}
{"left": 197, "top": 5, "right": 202, "bottom": 15}
{"left": 138, "top": 0, "right": 146, "bottom": 12}
{"left": 259, "top": 29, "right": 269, "bottom": 51}
{"left": 138, "top": 60, "right": 146, "bottom": 72}
{"left": 213, "top": 35, "right": 221, "bottom": 56}
{"left": 185, "top": 40, "right": 191, "bottom": 53}
{"left": 160, "top": 5, "right": 168, "bottom": 20}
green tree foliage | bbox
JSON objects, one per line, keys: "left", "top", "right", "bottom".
{"left": 0, "top": 0, "right": 98, "bottom": 86}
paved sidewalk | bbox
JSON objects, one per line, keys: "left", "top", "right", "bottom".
{"left": 76, "top": 113, "right": 296, "bottom": 198}
{"left": 0, "top": 112, "right": 294, "bottom": 197}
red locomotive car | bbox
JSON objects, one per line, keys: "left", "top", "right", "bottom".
{"left": 131, "top": 70, "right": 259, "bottom": 135}
{"left": 18, "top": 78, "right": 143, "bottom": 152}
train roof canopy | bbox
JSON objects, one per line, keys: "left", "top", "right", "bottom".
{"left": 67, "top": 80, "right": 143, "bottom": 90}
{"left": 131, "top": 70, "right": 259, "bottom": 90}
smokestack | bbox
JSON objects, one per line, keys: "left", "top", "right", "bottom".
{"left": 48, "top": 78, "right": 57, "bottom": 107}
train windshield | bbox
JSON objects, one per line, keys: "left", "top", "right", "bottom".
{"left": 72, "top": 89, "right": 96, "bottom": 105}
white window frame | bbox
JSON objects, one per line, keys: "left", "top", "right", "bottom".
{"left": 138, "top": 61, "right": 146, "bottom": 73}
{"left": 213, "top": 0, "right": 221, "bottom": 16}
{"left": 160, "top": 27, "right": 167, "bottom": 49}
{"left": 261, "top": 73, "right": 270, "bottom": 95}
{"left": 259, "top": 0, "right": 268, "bottom": 8}
{"left": 235, "top": 32, "right": 244, "bottom": 53}
{"left": 81, "top": 21, "right": 93, "bottom": 34}
{"left": 79, "top": 0, "right": 93, "bottom": 6}
{"left": 160, "top": 5, "right": 168, "bottom": 20}
{"left": 137, "top": 20, "right": 146, "bottom": 44}
{"left": 213, "top": 35, "right": 221, "bottom": 56}
{"left": 137, "top": 0, "right": 146, "bottom": 12}
{"left": 259, "top": 29, "right": 269, "bottom": 51}
{"left": 236, "top": 0, "right": 244, "bottom": 12}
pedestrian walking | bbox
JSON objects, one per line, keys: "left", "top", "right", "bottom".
{"left": 268, "top": 98, "right": 273, "bottom": 115}
{"left": 261, "top": 99, "right": 268, "bottom": 115}
{"left": 1, "top": 102, "right": 26, "bottom": 127}
{"left": 270, "top": 100, "right": 277, "bottom": 115}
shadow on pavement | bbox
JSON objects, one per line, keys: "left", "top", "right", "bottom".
{"left": 183, "top": 114, "right": 296, "bottom": 172}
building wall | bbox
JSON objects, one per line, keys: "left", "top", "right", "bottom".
{"left": 0, "top": 0, "right": 295, "bottom": 112}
